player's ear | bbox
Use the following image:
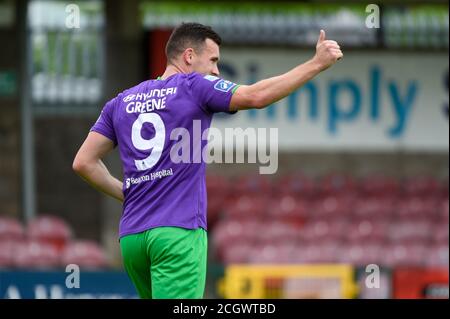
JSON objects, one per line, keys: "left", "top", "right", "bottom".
{"left": 183, "top": 48, "right": 194, "bottom": 65}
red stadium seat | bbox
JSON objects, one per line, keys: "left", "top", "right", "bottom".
{"left": 289, "top": 242, "right": 340, "bottom": 264}
{"left": 266, "top": 195, "right": 310, "bottom": 224}
{"left": 438, "top": 178, "right": 449, "bottom": 199}
{"left": 387, "top": 220, "right": 432, "bottom": 244}
{"left": 222, "top": 194, "right": 269, "bottom": 220}
{"left": 360, "top": 175, "right": 401, "bottom": 198}
{"left": 310, "top": 195, "right": 355, "bottom": 219}
{"left": 338, "top": 243, "right": 384, "bottom": 266}
{"left": 352, "top": 197, "right": 395, "bottom": 220}
{"left": 13, "top": 240, "right": 61, "bottom": 269}
{"left": 206, "top": 174, "right": 230, "bottom": 195}
{"left": 0, "top": 217, "right": 25, "bottom": 240}
{"left": 394, "top": 197, "right": 440, "bottom": 221}
{"left": 27, "top": 215, "right": 73, "bottom": 252}
{"left": 0, "top": 218, "right": 25, "bottom": 268}
{"left": 253, "top": 221, "right": 300, "bottom": 244}
{"left": 381, "top": 243, "right": 427, "bottom": 267}
{"left": 0, "top": 239, "right": 22, "bottom": 268}
{"left": 232, "top": 174, "right": 272, "bottom": 195}
{"left": 208, "top": 173, "right": 446, "bottom": 269}
{"left": 317, "top": 174, "right": 357, "bottom": 196}
{"left": 212, "top": 219, "right": 261, "bottom": 259}
{"left": 298, "top": 219, "right": 348, "bottom": 244}
{"left": 207, "top": 194, "right": 226, "bottom": 229}
{"left": 344, "top": 220, "right": 388, "bottom": 243}
{"left": 425, "top": 244, "right": 449, "bottom": 267}
{"left": 432, "top": 223, "right": 449, "bottom": 245}
{"left": 206, "top": 174, "right": 231, "bottom": 227}
{"left": 222, "top": 242, "right": 254, "bottom": 264}
{"left": 439, "top": 199, "right": 449, "bottom": 223}
{"left": 61, "top": 240, "right": 108, "bottom": 269}
{"left": 249, "top": 242, "right": 296, "bottom": 264}
{"left": 403, "top": 176, "right": 441, "bottom": 198}
{"left": 275, "top": 173, "right": 316, "bottom": 198}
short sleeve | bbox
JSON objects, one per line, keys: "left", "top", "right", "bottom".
{"left": 188, "top": 73, "right": 240, "bottom": 114}
{"left": 90, "top": 97, "right": 118, "bottom": 145}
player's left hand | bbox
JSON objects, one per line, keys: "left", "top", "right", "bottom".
{"left": 313, "top": 30, "right": 343, "bottom": 71}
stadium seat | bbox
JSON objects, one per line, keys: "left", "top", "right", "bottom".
{"left": 13, "top": 240, "right": 61, "bottom": 269}
{"left": 61, "top": 240, "right": 108, "bottom": 269}
{"left": 209, "top": 173, "right": 447, "bottom": 269}
{"left": 438, "top": 178, "right": 449, "bottom": 199}
{"left": 206, "top": 174, "right": 231, "bottom": 227}
{"left": 344, "top": 220, "right": 388, "bottom": 243}
{"left": 222, "top": 194, "right": 269, "bottom": 220}
{"left": 387, "top": 220, "right": 432, "bottom": 244}
{"left": 381, "top": 243, "right": 427, "bottom": 267}
{"left": 222, "top": 242, "right": 254, "bottom": 264}
{"left": 27, "top": 215, "right": 73, "bottom": 252}
{"left": 289, "top": 242, "right": 339, "bottom": 264}
{"left": 317, "top": 174, "right": 357, "bottom": 196}
{"left": 403, "top": 176, "right": 441, "bottom": 198}
{"left": 360, "top": 175, "right": 401, "bottom": 198}
{"left": 298, "top": 219, "right": 348, "bottom": 244}
{"left": 338, "top": 243, "right": 384, "bottom": 266}
{"left": 425, "top": 244, "right": 449, "bottom": 267}
{"left": 394, "top": 197, "right": 440, "bottom": 221}
{"left": 275, "top": 173, "right": 316, "bottom": 198}
{"left": 249, "top": 242, "right": 296, "bottom": 264}
{"left": 0, "top": 217, "right": 25, "bottom": 240}
{"left": 432, "top": 223, "right": 449, "bottom": 245}
{"left": 0, "top": 239, "right": 21, "bottom": 268}
{"left": 265, "top": 195, "right": 310, "bottom": 224}
{"left": 207, "top": 194, "right": 226, "bottom": 229}
{"left": 233, "top": 174, "right": 272, "bottom": 195}
{"left": 310, "top": 195, "right": 355, "bottom": 219}
{"left": 0, "top": 218, "right": 25, "bottom": 268}
{"left": 439, "top": 199, "right": 449, "bottom": 223}
{"left": 212, "top": 219, "right": 261, "bottom": 260}
{"left": 253, "top": 220, "right": 300, "bottom": 244}
{"left": 206, "top": 174, "right": 230, "bottom": 195}
{"left": 352, "top": 197, "right": 395, "bottom": 220}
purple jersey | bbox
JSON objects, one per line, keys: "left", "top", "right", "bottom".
{"left": 90, "top": 72, "right": 238, "bottom": 238}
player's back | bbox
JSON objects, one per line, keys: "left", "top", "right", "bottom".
{"left": 91, "top": 72, "right": 237, "bottom": 238}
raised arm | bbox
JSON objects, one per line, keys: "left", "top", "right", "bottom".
{"left": 72, "top": 132, "right": 124, "bottom": 202}
{"left": 230, "top": 30, "right": 343, "bottom": 111}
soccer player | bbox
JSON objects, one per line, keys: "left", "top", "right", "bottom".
{"left": 72, "top": 22, "right": 342, "bottom": 299}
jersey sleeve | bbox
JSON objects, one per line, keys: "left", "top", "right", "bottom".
{"left": 188, "top": 73, "right": 240, "bottom": 114}
{"left": 90, "top": 97, "right": 118, "bottom": 145}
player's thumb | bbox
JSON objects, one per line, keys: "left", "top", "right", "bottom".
{"left": 317, "top": 30, "right": 326, "bottom": 46}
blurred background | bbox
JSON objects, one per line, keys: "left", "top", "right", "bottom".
{"left": 0, "top": 0, "right": 448, "bottom": 299}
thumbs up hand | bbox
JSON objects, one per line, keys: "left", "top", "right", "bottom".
{"left": 314, "top": 30, "right": 343, "bottom": 71}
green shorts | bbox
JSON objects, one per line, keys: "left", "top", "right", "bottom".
{"left": 120, "top": 226, "right": 207, "bottom": 299}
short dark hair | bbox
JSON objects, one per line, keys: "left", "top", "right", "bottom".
{"left": 165, "top": 22, "right": 222, "bottom": 63}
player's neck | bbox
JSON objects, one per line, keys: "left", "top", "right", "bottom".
{"left": 160, "top": 64, "right": 187, "bottom": 80}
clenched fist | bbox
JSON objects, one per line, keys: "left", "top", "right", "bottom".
{"left": 313, "top": 30, "right": 343, "bottom": 71}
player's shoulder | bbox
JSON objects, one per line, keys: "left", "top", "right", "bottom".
{"left": 108, "top": 79, "right": 162, "bottom": 107}
{"left": 187, "top": 72, "right": 221, "bottom": 83}
{"left": 186, "top": 73, "right": 226, "bottom": 93}
{"left": 120, "top": 79, "right": 154, "bottom": 99}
